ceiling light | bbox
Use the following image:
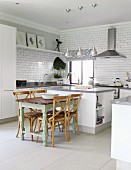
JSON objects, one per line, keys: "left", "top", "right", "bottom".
{"left": 91, "top": 46, "right": 97, "bottom": 56}
{"left": 90, "top": 3, "right": 98, "bottom": 57}
{"left": 76, "top": 6, "right": 83, "bottom": 56}
{"left": 64, "top": 49, "right": 70, "bottom": 57}
{"left": 92, "top": 3, "right": 97, "bottom": 8}
{"left": 64, "top": 5, "right": 97, "bottom": 59}
{"left": 15, "top": 2, "right": 20, "bottom": 5}
{"left": 64, "top": 9, "right": 71, "bottom": 57}
{"left": 77, "top": 48, "right": 82, "bottom": 56}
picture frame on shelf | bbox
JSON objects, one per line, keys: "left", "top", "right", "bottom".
{"left": 27, "top": 33, "right": 37, "bottom": 48}
{"left": 16, "top": 31, "right": 27, "bottom": 46}
{"left": 37, "top": 35, "right": 45, "bottom": 49}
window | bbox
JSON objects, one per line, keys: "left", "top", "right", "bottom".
{"left": 69, "top": 60, "right": 93, "bottom": 84}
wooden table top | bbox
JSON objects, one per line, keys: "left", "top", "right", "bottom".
{"left": 17, "top": 97, "right": 54, "bottom": 105}
{"left": 17, "top": 97, "right": 66, "bottom": 105}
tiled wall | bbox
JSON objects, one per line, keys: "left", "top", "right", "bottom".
{"left": 16, "top": 47, "right": 68, "bottom": 82}
{"left": 60, "top": 23, "right": 131, "bottom": 84}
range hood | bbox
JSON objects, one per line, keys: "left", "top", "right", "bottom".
{"left": 94, "top": 28, "right": 126, "bottom": 58}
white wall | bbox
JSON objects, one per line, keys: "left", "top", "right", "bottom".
{"left": 60, "top": 22, "right": 131, "bottom": 84}
{"left": 16, "top": 47, "right": 68, "bottom": 82}
{"left": 0, "top": 19, "right": 68, "bottom": 82}
{"left": 0, "top": 19, "right": 60, "bottom": 51}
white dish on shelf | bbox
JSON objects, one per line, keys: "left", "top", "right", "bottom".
{"left": 41, "top": 93, "right": 58, "bottom": 99}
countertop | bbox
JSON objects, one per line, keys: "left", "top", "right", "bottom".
{"left": 97, "top": 84, "right": 131, "bottom": 89}
{"left": 16, "top": 83, "right": 116, "bottom": 93}
{"left": 16, "top": 82, "right": 131, "bottom": 90}
{"left": 16, "top": 82, "right": 72, "bottom": 89}
{"left": 112, "top": 96, "right": 131, "bottom": 105}
{"left": 18, "top": 86, "right": 115, "bottom": 93}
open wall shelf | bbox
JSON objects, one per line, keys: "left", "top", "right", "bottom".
{"left": 17, "top": 45, "right": 64, "bottom": 55}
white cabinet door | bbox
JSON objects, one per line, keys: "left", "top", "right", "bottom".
{"left": 1, "top": 91, "right": 17, "bottom": 119}
{"left": 120, "top": 89, "right": 131, "bottom": 98}
{"left": 0, "top": 25, "right": 2, "bottom": 119}
{"left": 1, "top": 25, "right": 16, "bottom": 90}
{"left": 0, "top": 25, "right": 16, "bottom": 119}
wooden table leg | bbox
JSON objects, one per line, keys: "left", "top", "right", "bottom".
{"left": 72, "top": 117, "right": 76, "bottom": 134}
{"left": 42, "top": 107, "right": 48, "bottom": 147}
{"left": 19, "top": 102, "right": 25, "bottom": 140}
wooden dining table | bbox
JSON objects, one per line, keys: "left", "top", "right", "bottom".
{"left": 18, "top": 97, "right": 74, "bottom": 146}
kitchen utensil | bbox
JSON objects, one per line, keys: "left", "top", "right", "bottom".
{"left": 114, "top": 78, "right": 122, "bottom": 86}
{"left": 126, "top": 72, "right": 131, "bottom": 81}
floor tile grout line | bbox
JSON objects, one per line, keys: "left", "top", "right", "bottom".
{"left": 40, "top": 150, "right": 76, "bottom": 170}
{"left": 2, "top": 143, "right": 43, "bottom": 162}
{"left": 1, "top": 160, "right": 21, "bottom": 170}
{"left": 99, "top": 158, "right": 112, "bottom": 170}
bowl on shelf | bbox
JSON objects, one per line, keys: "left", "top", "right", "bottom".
{"left": 41, "top": 93, "right": 58, "bottom": 99}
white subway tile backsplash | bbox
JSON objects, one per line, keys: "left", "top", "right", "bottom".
{"left": 16, "top": 47, "right": 68, "bottom": 82}
{"left": 60, "top": 23, "right": 131, "bottom": 84}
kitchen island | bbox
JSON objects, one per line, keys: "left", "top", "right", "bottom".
{"left": 45, "top": 86, "right": 115, "bottom": 134}
{"left": 16, "top": 85, "right": 115, "bottom": 134}
{"left": 111, "top": 96, "right": 131, "bottom": 170}
{"left": 17, "top": 86, "right": 115, "bottom": 134}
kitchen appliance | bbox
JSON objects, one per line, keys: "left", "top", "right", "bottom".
{"left": 97, "top": 83, "right": 120, "bottom": 99}
{"left": 16, "top": 80, "right": 27, "bottom": 87}
{"left": 94, "top": 28, "right": 126, "bottom": 58}
{"left": 114, "top": 78, "right": 122, "bottom": 86}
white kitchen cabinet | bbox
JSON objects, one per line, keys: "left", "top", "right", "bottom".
{"left": 1, "top": 25, "right": 16, "bottom": 90}
{"left": 0, "top": 25, "right": 2, "bottom": 119}
{"left": 111, "top": 103, "right": 131, "bottom": 169}
{"left": 47, "top": 89, "right": 114, "bottom": 134}
{"left": 0, "top": 24, "right": 17, "bottom": 120}
{"left": 1, "top": 91, "right": 16, "bottom": 119}
{"left": 120, "top": 89, "right": 131, "bottom": 98}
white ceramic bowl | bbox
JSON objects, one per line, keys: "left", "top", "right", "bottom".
{"left": 41, "top": 93, "right": 58, "bottom": 99}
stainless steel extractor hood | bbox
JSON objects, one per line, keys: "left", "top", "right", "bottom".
{"left": 94, "top": 28, "right": 126, "bottom": 58}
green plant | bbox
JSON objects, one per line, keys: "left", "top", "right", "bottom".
{"left": 54, "top": 73, "right": 62, "bottom": 78}
{"left": 53, "top": 57, "right": 66, "bottom": 70}
{"left": 53, "top": 57, "right": 66, "bottom": 79}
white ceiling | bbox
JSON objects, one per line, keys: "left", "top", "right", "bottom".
{"left": 0, "top": 0, "right": 131, "bottom": 30}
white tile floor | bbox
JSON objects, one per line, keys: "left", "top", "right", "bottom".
{"left": 0, "top": 121, "right": 116, "bottom": 170}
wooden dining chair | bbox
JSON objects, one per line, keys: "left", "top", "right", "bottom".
{"left": 67, "top": 94, "right": 81, "bottom": 140}
{"left": 13, "top": 91, "right": 43, "bottom": 141}
{"left": 30, "top": 89, "right": 47, "bottom": 98}
{"left": 36, "top": 95, "right": 69, "bottom": 147}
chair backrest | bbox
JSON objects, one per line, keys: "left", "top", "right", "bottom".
{"left": 31, "top": 89, "right": 47, "bottom": 98}
{"left": 13, "top": 91, "right": 31, "bottom": 115}
{"left": 68, "top": 94, "right": 81, "bottom": 114}
{"left": 13, "top": 91, "right": 31, "bottom": 100}
{"left": 48, "top": 95, "right": 69, "bottom": 121}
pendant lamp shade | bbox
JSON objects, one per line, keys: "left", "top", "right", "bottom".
{"left": 77, "top": 48, "right": 83, "bottom": 56}
{"left": 91, "top": 46, "right": 97, "bottom": 56}
{"left": 64, "top": 49, "right": 70, "bottom": 57}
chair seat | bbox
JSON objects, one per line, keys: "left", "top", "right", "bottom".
{"left": 46, "top": 108, "right": 61, "bottom": 115}
{"left": 38, "top": 114, "right": 64, "bottom": 123}
{"left": 70, "top": 111, "right": 77, "bottom": 116}
{"left": 24, "top": 112, "right": 42, "bottom": 119}
{"left": 48, "top": 116, "right": 65, "bottom": 123}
